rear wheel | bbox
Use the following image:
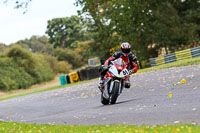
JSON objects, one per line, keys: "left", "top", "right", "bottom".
{"left": 110, "top": 82, "right": 120, "bottom": 104}
{"left": 101, "top": 93, "right": 109, "bottom": 105}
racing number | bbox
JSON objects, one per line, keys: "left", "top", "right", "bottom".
{"left": 123, "top": 69, "right": 129, "bottom": 76}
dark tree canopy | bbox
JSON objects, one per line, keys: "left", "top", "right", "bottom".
{"left": 4, "top": 0, "right": 200, "bottom": 68}
{"left": 76, "top": 0, "right": 200, "bottom": 67}
{"left": 46, "top": 16, "right": 90, "bottom": 48}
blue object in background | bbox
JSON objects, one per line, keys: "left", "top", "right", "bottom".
{"left": 164, "top": 53, "right": 176, "bottom": 64}
{"left": 191, "top": 46, "right": 200, "bottom": 58}
{"left": 149, "top": 58, "right": 156, "bottom": 67}
{"left": 59, "top": 75, "right": 67, "bottom": 85}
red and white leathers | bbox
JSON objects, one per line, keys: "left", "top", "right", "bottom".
{"left": 101, "top": 51, "right": 138, "bottom": 88}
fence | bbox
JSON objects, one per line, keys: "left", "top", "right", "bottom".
{"left": 149, "top": 46, "right": 200, "bottom": 67}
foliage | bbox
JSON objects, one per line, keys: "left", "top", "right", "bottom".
{"left": 3, "top": 0, "right": 32, "bottom": 14}
{"left": 53, "top": 48, "right": 84, "bottom": 68}
{"left": 150, "top": 2, "right": 197, "bottom": 53}
{"left": 76, "top": 0, "right": 200, "bottom": 68}
{"left": 0, "top": 121, "right": 200, "bottom": 133}
{"left": 42, "top": 54, "right": 59, "bottom": 74}
{"left": 0, "top": 57, "right": 34, "bottom": 91}
{"left": 57, "top": 61, "right": 72, "bottom": 73}
{"left": 5, "top": 0, "right": 200, "bottom": 69}
{"left": 6, "top": 45, "right": 36, "bottom": 72}
{"left": 74, "top": 40, "right": 93, "bottom": 63}
{"left": 0, "top": 46, "right": 55, "bottom": 91}
{"left": 46, "top": 16, "right": 90, "bottom": 48}
{"left": 14, "top": 35, "right": 53, "bottom": 54}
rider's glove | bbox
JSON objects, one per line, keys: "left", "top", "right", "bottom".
{"left": 104, "top": 64, "right": 109, "bottom": 69}
{"left": 104, "top": 61, "right": 112, "bottom": 69}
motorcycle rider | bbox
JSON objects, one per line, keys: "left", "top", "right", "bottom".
{"left": 98, "top": 42, "right": 138, "bottom": 91}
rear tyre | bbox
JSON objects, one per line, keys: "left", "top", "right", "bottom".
{"left": 110, "top": 82, "right": 120, "bottom": 104}
{"left": 101, "top": 93, "right": 109, "bottom": 105}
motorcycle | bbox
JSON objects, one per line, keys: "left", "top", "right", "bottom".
{"left": 101, "top": 58, "right": 129, "bottom": 105}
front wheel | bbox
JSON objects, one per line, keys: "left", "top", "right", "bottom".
{"left": 110, "top": 82, "right": 120, "bottom": 104}
{"left": 101, "top": 93, "right": 109, "bottom": 105}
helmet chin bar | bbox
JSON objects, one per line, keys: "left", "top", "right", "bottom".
{"left": 122, "top": 52, "right": 129, "bottom": 57}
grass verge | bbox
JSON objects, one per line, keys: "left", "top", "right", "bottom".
{"left": 1, "top": 57, "right": 200, "bottom": 101}
{"left": 0, "top": 121, "right": 200, "bottom": 133}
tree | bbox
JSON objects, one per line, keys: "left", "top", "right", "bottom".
{"left": 76, "top": 0, "right": 200, "bottom": 68}
{"left": 14, "top": 35, "right": 53, "bottom": 54}
{"left": 76, "top": 0, "right": 161, "bottom": 63}
{"left": 169, "top": 0, "right": 200, "bottom": 43}
{"left": 46, "top": 16, "right": 90, "bottom": 48}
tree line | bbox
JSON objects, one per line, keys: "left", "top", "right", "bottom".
{"left": 75, "top": 0, "right": 200, "bottom": 67}
{"left": 3, "top": 0, "right": 200, "bottom": 68}
{"left": 1, "top": 0, "right": 200, "bottom": 91}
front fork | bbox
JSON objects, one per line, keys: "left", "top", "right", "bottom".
{"left": 103, "top": 78, "right": 124, "bottom": 100}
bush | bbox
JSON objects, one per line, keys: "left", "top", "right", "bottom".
{"left": 29, "top": 61, "right": 55, "bottom": 84}
{"left": 6, "top": 45, "right": 36, "bottom": 73}
{"left": 54, "top": 48, "right": 84, "bottom": 68}
{"left": 0, "top": 77, "right": 17, "bottom": 91}
{"left": 42, "top": 54, "right": 59, "bottom": 74}
{"left": 0, "top": 46, "right": 56, "bottom": 91}
{"left": 58, "top": 61, "right": 72, "bottom": 73}
{"left": 0, "top": 58, "right": 34, "bottom": 91}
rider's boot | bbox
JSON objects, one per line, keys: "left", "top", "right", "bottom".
{"left": 124, "top": 76, "right": 130, "bottom": 89}
{"left": 125, "top": 82, "right": 130, "bottom": 89}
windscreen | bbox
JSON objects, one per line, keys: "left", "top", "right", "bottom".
{"left": 113, "top": 58, "right": 125, "bottom": 67}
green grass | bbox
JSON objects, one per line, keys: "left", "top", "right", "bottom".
{"left": 1, "top": 57, "right": 200, "bottom": 101}
{"left": 0, "top": 121, "right": 199, "bottom": 133}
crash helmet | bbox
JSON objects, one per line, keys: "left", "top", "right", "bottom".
{"left": 120, "top": 42, "right": 131, "bottom": 56}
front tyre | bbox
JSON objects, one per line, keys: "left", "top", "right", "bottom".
{"left": 101, "top": 93, "right": 109, "bottom": 105}
{"left": 110, "top": 82, "right": 120, "bottom": 104}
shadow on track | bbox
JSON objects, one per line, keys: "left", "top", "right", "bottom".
{"left": 94, "top": 97, "right": 143, "bottom": 108}
{"left": 115, "top": 98, "right": 138, "bottom": 105}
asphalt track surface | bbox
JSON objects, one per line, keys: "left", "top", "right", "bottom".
{"left": 0, "top": 65, "right": 200, "bottom": 125}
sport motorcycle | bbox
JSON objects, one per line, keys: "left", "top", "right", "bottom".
{"left": 101, "top": 58, "right": 130, "bottom": 105}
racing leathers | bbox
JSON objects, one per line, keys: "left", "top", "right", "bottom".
{"left": 99, "top": 51, "right": 138, "bottom": 89}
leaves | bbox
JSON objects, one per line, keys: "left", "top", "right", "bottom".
{"left": 0, "top": 46, "right": 55, "bottom": 90}
{"left": 77, "top": 0, "right": 200, "bottom": 66}
{"left": 46, "top": 16, "right": 90, "bottom": 48}
{"left": 180, "top": 78, "right": 186, "bottom": 84}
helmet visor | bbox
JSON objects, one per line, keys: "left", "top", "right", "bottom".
{"left": 122, "top": 48, "right": 130, "bottom": 54}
